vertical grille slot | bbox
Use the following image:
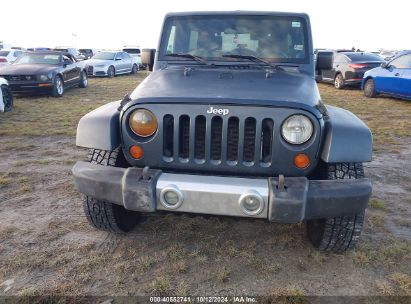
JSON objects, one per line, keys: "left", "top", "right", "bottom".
{"left": 194, "top": 115, "right": 206, "bottom": 160}
{"left": 227, "top": 117, "right": 239, "bottom": 162}
{"left": 163, "top": 115, "right": 174, "bottom": 158}
{"left": 179, "top": 115, "right": 190, "bottom": 159}
{"left": 243, "top": 117, "right": 256, "bottom": 162}
{"left": 261, "top": 118, "right": 274, "bottom": 163}
{"left": 210, "top": 116, "right": 223, "bottom": 161}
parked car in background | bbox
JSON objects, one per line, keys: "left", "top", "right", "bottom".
{"left": 362, "top": 50, "right": 411, "bottom": 100}
{"left": 86, "top": 51, "right": 139, "bottom": 77}
{"left": 54, "top": 47, "right": 80, "bottom": 58}
{"left": 0, "top": 77, "right": 13, "bottom": 112}
{"left": 0, "top": 49, "right": 24, "bottom": 66}
{"left": 0, "top": 51, "right": 88, "bottom": 97}
{"left": 316, "top": 51, "right": 383, "bottom": 89}
{"left": 78, "top": 49, "right": 98, "bottom": 60}
{"left": 27, "top": 47, "right": 51, "bottom": 51}
{"left": 122, "top": 45, "right": 142, "bottom": 67}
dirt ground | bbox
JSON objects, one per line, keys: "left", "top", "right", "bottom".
{"left": 0, "top": 73, "right": 410, "bottom": 300}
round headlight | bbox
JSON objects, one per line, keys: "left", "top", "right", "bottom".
{"left": 39, "top": 75, "right": 48, "bottom": 81}
{"left": 281, "top": 115, "right": 313, "bottom": 144}
{"left": 129, "top": 109, "right": 157, "bottom": 137}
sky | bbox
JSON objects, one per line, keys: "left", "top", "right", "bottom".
{"left": 0, "top": 0, "right": 409, "bottom": 51}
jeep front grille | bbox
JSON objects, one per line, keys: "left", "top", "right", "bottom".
{"left": 162, "top": 114, "right": 274, "bottom": 166}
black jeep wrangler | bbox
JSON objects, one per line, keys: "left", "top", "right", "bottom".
{"left": 73, "top": 11, "right": 372, "bottom": 253}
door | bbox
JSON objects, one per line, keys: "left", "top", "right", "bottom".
{"left": 122, "top": 52, "right": 133, "bottom": 72}
{"left": 375, "top": 54, "right": 410, "bottom": 95}
{"left": 62, "top": 55, "right": 80, "bottom": 85}
{"left": 321, "top": 52, "right": 336, "bottom": 81}
{"left": 114, "top": 52, "right": 126, "bottom": 73}
{"left": 396, "top": 54, "right": 411, "bottom": 98}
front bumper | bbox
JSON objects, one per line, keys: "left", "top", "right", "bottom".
{"left": 72, "top": 161, "right": 372, "bottom": 223}
{"left": 87, "top": 66, "right": 108, "bottom": 77}
{"left": 7, "top": 81, "right": 53, "bottom": 93}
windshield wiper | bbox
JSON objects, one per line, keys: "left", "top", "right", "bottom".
{"left": 166, "top": 53, "right": 213, "bottom": 66}
{"left": 222, "top": 54, "right": 283, "bottom": 71}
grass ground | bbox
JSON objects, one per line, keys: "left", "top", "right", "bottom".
{"left": 0, "top": 74, "right": 410, "bottom": 300}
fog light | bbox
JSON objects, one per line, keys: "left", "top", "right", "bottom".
{"left": 239, "top": 190, "right": 264, "bottom": 216}
{"left": 159, "top": 185, "right": 184, "bottom": 209}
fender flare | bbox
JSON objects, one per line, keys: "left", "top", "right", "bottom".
{"left": 321, "top": 105, "right": 372, "bottom": 163}
{"left": 76, "top": 100, "right": 121, "bottom": 150}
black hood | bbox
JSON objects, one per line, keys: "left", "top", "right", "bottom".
{"left": 129, "top": 67, "right": 322, "bottom": 116}
{"left": 0, "top": 64, "right": 58, "bottom": 75}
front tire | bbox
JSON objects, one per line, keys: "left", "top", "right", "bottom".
{"left": 364, "top": 78, "right": 376, "bottom": 98}
{"left": 334, "top": 73, "right": 345, "bottom": 89}
{"left": 52, "top": 75, "right": 64, "bottom": 97}
{"left": 306, "top": 163, "right": 366, "bottom": 253}
{"left": 107, "top": 66, "right": 115, "bottom": 78}
{"left": 1, "top": 85, "right": 13, "bottom": 112}
{"left": 82, "top": 148, "right": 141, "bottom": 233}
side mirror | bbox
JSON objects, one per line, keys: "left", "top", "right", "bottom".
{"left": 381, "top": 62, "right": 388, "bottom": 68}
{"left": 141, "top": 48, "right": 156, "bottom": 71}
{"left": 63, "top": 60, "right": 72, "bottom": 67}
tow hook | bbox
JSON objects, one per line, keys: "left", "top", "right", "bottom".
{"left": 142, "top": 166, "right": 150, "bottom": 180}
{"left": 277, "top": 174, "right": 285, "bottom": 191}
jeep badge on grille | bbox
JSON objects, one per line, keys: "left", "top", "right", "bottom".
{"left": 207, "top": 106, "right": 229, "bottom": 116}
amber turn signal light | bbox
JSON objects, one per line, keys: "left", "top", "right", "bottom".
{"left": 294, "top": 153, "right": 310, "bottom": 169}
{"left": 130, "top": 145, "right": 144, "bottom": 159}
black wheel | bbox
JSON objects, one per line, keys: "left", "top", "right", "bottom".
{"left": 131, "top": 64, "right": 138, "bottom": 74}
{"left": 82, "top": 148, "right": 141, "bottom": 233}
{"left": 306, "top": 163, "right": 366, "bottom": 253}
{"left": 79, "top": 71, "right": 88, "bottom": 88}
{"left": 52, "top": 75, "right": 64, "bottom": 97}
{"left": 364, "top": 78, "right": 376, "bottom": 98}
{"left": 334, "top": 73, "right": 345, "bottom": 89}
{"left": 1, "top": 85, "right": 13, "bottom": 112}
{"left": 107, "top": 66, "right": 115, "bottom": 78}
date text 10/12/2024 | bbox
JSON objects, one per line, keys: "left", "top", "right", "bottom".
{"left": 150, "top": 296, "right": 257, "bottom": 303}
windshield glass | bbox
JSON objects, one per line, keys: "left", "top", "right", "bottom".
{"left": 92, "top": 52, "right": 115, "bottom": 60}
{"left": 14, "top": 53, "right": 61, "bottom": 65}
{"left": 123, "top": 48, "right": 140, "bottom": 54}
{"left": 160, "top": 15, "right": 308, "bottom": 63}
{"left": 345, "top": 53, "right": 383, "bottom": 61}
{"left": 0, "top": 51, "right": 10, "bottom": 56}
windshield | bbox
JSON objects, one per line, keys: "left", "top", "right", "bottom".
{"left": 160, "top": 15, "right": 309, "bottom": 63}
{"left": 92, "top": 52, "right": 115, "bottom": 60}
{"left": 14, "top": 53, "right": 61, "bottom": 65}
{"left": 123, "top": 48, "right": 140, "bottom": 54}
{"left": 0, "top": 51, "right": 10, "bottom": 56}
{"left": 345, "top": 53, "right": 383, "bottom": 61}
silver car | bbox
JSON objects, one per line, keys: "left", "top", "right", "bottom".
{"left": 86, "top": 51, "right": 139, "bottom": 77}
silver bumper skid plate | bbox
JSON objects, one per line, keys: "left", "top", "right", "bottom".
{"left": 72, "top": 161, "right": 372, "bottom": 222}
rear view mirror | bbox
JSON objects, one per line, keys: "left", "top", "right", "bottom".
{"left": 381, "top": 62, "right": 388, "bottom": 68}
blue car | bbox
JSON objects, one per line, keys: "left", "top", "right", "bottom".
{"left": 362, "top": 50, "right": 411, "bottom": 100}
